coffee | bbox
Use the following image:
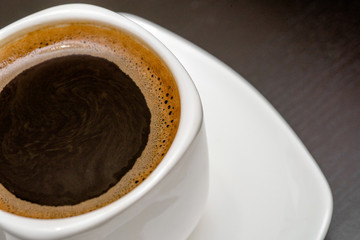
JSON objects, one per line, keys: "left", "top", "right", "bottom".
{"left": 0, "top": 22, "right": 180, "bottom": 218}
{"left": 0, "top": 54, "right": 151, "bottom": 206}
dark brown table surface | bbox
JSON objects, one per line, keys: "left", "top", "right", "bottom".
{"left": 0, "top": 0, "right": 359, "bottom": 239}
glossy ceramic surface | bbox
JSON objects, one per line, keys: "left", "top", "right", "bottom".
{"left": 0, "top": 8, "right": 332, "bottom": 239}
{"left": 0, "top": 5, "right": 207, "bottom": 240}
{"left": 121, "top": 13, "right": 333, "bottom": 240}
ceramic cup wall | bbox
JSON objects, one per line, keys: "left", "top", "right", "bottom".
{"left": 0, "top": 4, "right": 208, "bottom": 240}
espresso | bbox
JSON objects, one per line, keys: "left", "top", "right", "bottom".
{"left": 0, "top": 54, "right": 151, "bottom": 206}
{"left": 0, "top": 23, "right": 180, "bottom": 218}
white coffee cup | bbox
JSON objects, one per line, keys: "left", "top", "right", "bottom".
{"left": 0, "top": 4, "right": 208, "bottom": 240}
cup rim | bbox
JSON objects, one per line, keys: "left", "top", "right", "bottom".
{"left": 0, "top": 3, "right": 202, "bottom": 239}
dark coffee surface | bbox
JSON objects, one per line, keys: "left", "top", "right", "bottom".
{"left": 0, "top": 54, "right": 151, "bottom": 206}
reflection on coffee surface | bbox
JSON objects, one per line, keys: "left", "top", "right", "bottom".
{"left": 0, "top": 23, "right": 180, "bottom": 218}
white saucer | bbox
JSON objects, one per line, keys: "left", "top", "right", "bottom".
{"left": 0, "top": 14, "right": 333, "bottom": 240}
{"left": 122, "top": 14, "right": 333, "bottom": 240}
